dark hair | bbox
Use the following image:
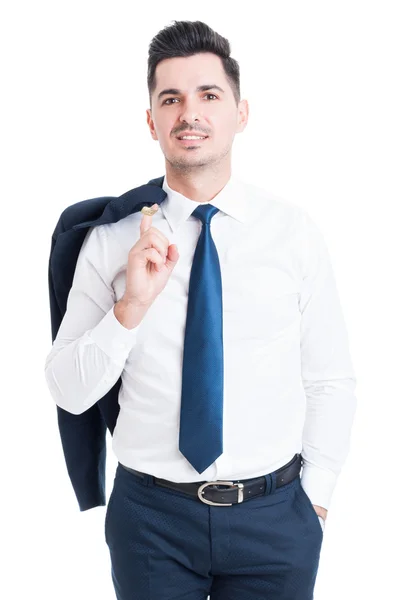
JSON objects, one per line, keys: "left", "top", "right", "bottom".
{"left": 147, "top": 20, "right": 240, "bottom": 107}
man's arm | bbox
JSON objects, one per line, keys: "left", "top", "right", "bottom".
{"left": 44, "top": 225, "right": 145, "bottom": 415}
{"left": 297, "top": 210, "right": 357, "bottom": 515}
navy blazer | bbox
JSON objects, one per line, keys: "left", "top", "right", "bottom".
{"left": 48, "top": 175, "right": 167, "bottom": 511}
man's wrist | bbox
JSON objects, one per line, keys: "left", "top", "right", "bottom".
{"left": 114, "top": 297, "right": 149, "bottom": 330}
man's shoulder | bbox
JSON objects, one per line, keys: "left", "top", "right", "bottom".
{"left": 54, "top": 195, "right": 115, "bottom": 236}
{"left": 53, "top": 177, "right": 165, "bottom": 237}
{"left": 239, "top": 178, "right": 307, "bottom": 224}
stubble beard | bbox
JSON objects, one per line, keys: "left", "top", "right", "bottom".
{"left": 166, "top": 144, "right": 231, "bottom": 175}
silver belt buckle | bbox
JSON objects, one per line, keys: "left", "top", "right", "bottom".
{"left": 197, "top": 480, "right": 244, "bottom": 506}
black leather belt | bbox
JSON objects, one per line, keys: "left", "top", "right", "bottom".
{"left": 119, "top": 453, "right": 303, "bottom": 506}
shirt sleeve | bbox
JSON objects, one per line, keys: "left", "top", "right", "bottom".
{"left": 44, "top": 225, "right": 141, "bottom": 415}
{"left": 297, "top": 210, "right": 357, "bottom": 511}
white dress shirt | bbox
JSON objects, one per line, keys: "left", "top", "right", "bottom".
{"left": 44, "top": 174, "right": 357, "bottom": 510}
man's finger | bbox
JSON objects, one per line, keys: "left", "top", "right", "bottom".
{"left": 140, "top": 204, "right": 158, "bottom": 235}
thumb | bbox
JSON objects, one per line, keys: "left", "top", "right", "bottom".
{"left": 165, "top": 244, "right": 179, "bottom": 269}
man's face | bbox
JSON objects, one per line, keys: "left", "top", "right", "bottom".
{"left": 146, "top": 52, "right": 248, "bottom": 171}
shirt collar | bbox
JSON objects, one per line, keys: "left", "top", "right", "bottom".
{"left": 160, "top": 174, "right": 249, "bottom": 232}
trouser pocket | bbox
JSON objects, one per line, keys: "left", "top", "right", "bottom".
{"left": 298, "top": 482, "right": 324, "bottom": 537}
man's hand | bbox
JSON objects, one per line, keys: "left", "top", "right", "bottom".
{"left": 313, "top": 504, "right": 328, "bottom": 520}
{"left": 122, "top": 204, "right": 180, "bottom": 308}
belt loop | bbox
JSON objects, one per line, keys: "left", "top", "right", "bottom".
{"left": 264, "top": 474, "right": 270, "bottom": 496}
{"left": 265, "top": 472, "right": 276, "bottom": 496}
{"left": 144, "top": 473, "right": 154, "bottom": 487}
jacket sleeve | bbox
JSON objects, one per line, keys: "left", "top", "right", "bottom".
{"left": 297, "top": 210, "right": 358, "bottom": 511}
{"left": 45, "top": 224, "right": 141, "bottom": 415}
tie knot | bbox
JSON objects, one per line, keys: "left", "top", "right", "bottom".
{"left": 191, "top": 204, "right": 220, "bottom": 225}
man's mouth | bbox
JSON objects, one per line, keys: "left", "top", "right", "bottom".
{"left": 176, "top": 135, "right": 209, "bottom": 145}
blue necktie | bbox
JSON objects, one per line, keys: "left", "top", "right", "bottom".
{"left": 179, "top": 204, "right": 224, "bottom": 474}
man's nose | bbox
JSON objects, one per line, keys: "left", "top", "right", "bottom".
{"left": 178, "top": 98, "right": 202, "bottom": 124}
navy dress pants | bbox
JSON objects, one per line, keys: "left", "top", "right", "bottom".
{"left": 105, "top": 460, "right": 324, "bottom": 599}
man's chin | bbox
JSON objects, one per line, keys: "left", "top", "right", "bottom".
{"left": 166, "top": 154, "right": 213, "bottom": 170}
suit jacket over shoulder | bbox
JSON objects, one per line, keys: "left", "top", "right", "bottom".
{"left": 47, "top": 176, "right": 166, "bottom": 511}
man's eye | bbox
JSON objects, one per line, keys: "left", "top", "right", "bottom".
{"left": 163, "top": 93, "right": 218, "bottom": 105}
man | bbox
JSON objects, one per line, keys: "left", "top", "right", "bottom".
{"left": 45, "top": 19, "right": 357, "bottom": 600}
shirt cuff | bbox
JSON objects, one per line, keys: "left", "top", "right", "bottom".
{"left": 88, "top": 305, "right": 141, "bottom": 364}
{"left": 300, "top": 463, "right": 337, "bottom": 511}
{"left": 318, "top": 515, "right": 326, "bottom": 532}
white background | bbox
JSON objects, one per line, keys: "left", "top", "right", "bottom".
{"left": 1, "top": 1, "right": 397, "bottom": 598}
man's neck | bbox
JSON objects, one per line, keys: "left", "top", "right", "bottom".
{"left": 164, "top": 169, "right": 232, "bottom": 203}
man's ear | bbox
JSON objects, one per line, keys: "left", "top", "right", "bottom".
{"left": 146, "top": 108, "right": 158, "bottom": 141}
{"left": 236, "top": 99, "right": 249, "bottom": 134}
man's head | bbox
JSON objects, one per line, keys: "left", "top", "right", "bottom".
{"left": 146, "top": 20, "right": 248, "bottom": 175}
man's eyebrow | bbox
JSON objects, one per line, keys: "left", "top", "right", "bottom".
{"left": 157, "top": 85, "right": 225, "bottom": 101}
